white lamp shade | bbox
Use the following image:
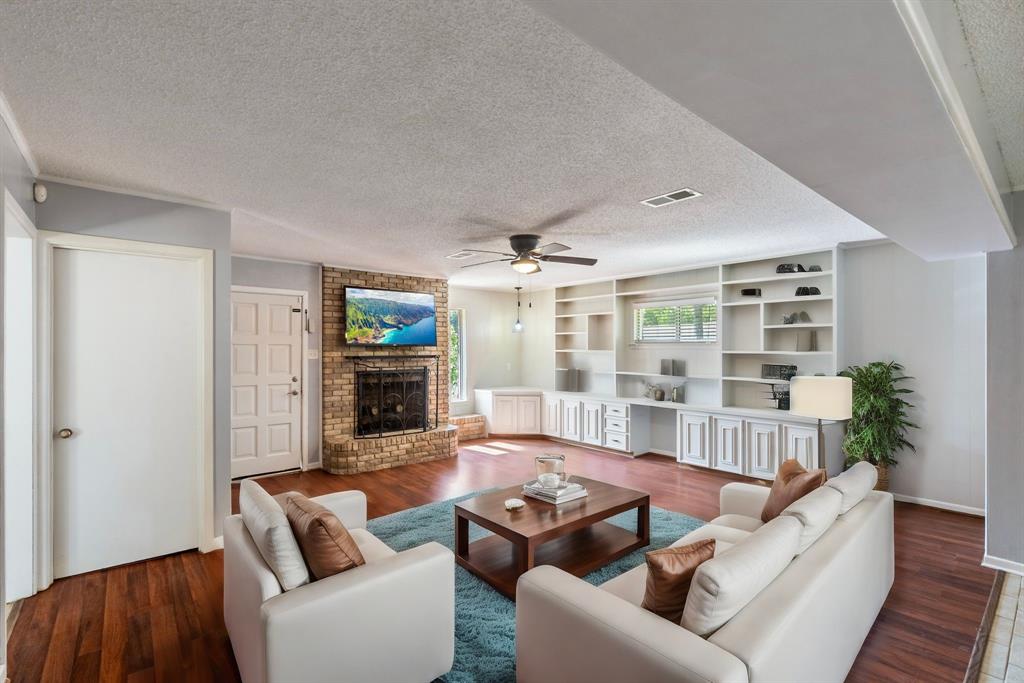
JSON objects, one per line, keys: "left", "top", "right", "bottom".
{"left": 789, "top": 376, "right": 852, "bottom": 420}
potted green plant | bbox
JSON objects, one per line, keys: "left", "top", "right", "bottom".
{"left": 838, "top": 361, "right": 918, "bottom": 491}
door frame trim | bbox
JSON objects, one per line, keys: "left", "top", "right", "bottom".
{"left": 230, "top": 285, "right": 311, "bottom": 472}
{"left": 36, "top": 231, "right": 216, "bottom": 589}
{"left": 3, "top": 189, "right": 39, "bottom": 601}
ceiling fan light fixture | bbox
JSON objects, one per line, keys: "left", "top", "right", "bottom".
{"left": 511, "top": 257, "right": 541, "bottom": 274}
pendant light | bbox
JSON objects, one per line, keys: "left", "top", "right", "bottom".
{"left": 513, "top": 286, "right": 524, "bottom": 333}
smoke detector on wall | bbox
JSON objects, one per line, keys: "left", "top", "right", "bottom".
{"left": 641, "top": 187, "right": 701, "bottom": 208}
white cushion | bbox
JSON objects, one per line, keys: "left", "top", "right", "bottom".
{"left": 600, "top": 539, "right": 735, "bottom": 606}
{"left": 826, "top": 461, "right": 878, "bottom": 513}
{"left": 682, "top": 516, "right": 801, "bottom": 636}
{"left": 239, "top": 480, "right": 309, "bottom": 590}
{"left": 781, "top": 486, "right": 843, "bottom": 553}
{"left": 669, "top": 523, "right": 752, "bottom": 549}
{"left": 709, "top": 513, "right": 764, "bottom": 533}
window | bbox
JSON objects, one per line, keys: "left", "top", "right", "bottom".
{"left": 448, "top": 309, "right": 467, "bottom": 401}
{"left": 632, "top": 297, "right": 717, "bottom": 343}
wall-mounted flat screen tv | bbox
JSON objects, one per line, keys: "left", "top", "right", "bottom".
{"left": 344, "top": 287, "right": 437, "bottom": 346}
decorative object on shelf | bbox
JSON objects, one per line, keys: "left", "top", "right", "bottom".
{"left": 534, "top": 454, "right": 567, "bottom": 486}
{"left": 808, "top": 265, "right": 823, "bottom": 272}
{"left": 671, "top": 385, "right": 685, "bottom": 403}
{"left": 782, "top": 311, "right": 814, "bottom": 324}
{"left": 795, "top": 286, "right": 822, "bottom": 296}
{"left": 645, "top": 383, "right": 665, "bottom": 401}
{"left": 740, "top": 288, "right": 762, "bottom": 297}
{"left": 776, "top": 263, "right": 807, "bottom": 273}
{"left": 765, "top": 385, "right": 790, "bottom": 410}
{"left": 512, "top": 286, "right": 524, "bottom": 333}
{"left": 838, "top": 361, "right": 918, "bottom": 491}
{"left": 789, "top": 375, "right": 854, "bottom": 469}
{"left": 661, "top": 359, "right": 673, "bottom": 375}
{"left": 504, "top": 498, "right": 525, "bottom": 511}
{"left": 672, "top": 359, "right": 686, "bottom": 376}
{"left": 794, "top": 330, "right": 817, "bottom": 352}
{"left": 782, "top": 312, "right": 798, "bottom": 325}
{"left": 761, "top": 363, "right": 798, "bottom": 381}
{"left": 799, "top": 311, "right": 811, "bottom": 322}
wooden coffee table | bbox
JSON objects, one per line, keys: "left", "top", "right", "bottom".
{"left": 454, "top": 476, "right": 650, "bottom": 599}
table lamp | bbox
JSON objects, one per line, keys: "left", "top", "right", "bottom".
{"left": 789, "top": 376, "right": 852, "bottom": 469}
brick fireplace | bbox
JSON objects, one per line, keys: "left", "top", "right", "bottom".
{"left": 322, "top": 267, "right": 457, "bottom": 474}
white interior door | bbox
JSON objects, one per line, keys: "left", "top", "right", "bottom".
{"left": 231, "top": 291, "right": 303, "bottom": 478}
{"left": 52, "top": 246, "right": 202, "bottom": 578}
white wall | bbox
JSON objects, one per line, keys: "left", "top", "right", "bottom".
{"left": 449, "top": 286, "right": 522, "bottom": 414}
{"left": 520, "top": 288, "right": 555, "bottom": 390}
{"left": 842, "top": 242, "right": 986, "bottom": 514}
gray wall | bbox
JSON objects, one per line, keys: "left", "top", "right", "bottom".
{"left": 35, "top": 182, "right": 233, "bottom": 535}
{"left": 232, "top": 255, "right": 322, "bottom": 466}
{"left": 987, "top": 190, "right": 1024, "bottom": 569}
{"left": 842, "top": 243, "right": 986, "bottom": 513}
{"left": 1, "top": 112, "right": 36, "bottom": 677}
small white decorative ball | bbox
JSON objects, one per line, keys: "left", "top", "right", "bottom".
{"left": 504, "top": 498, "right": 525, "bottom": 511}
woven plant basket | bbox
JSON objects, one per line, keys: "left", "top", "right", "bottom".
{"left": 874, "top": 463, "right": 890, "bottom": 491}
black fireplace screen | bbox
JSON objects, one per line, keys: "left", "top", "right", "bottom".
{"left": 354, "top": 361, "right": 437, "bottom": 438}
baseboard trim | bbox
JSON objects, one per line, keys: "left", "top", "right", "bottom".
{"left": 963, "top": 570, "right": 1006, "bottom": 683}
{"left": 644, "top": 448, "right": 676, "bottom": 458}
{"left": 892, "top": 493, "right": 984, "bottom": 517}
{"left": 203, "top": 536, "right": 224, "bottom": 552}
{"left": 982, "top": 554, "right": 1024, "bottom": 576}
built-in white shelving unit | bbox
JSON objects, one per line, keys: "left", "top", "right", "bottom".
{"left": 552, "top": 248, "right": 839, "bottom": 413}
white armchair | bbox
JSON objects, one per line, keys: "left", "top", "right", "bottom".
{"left": 224, "top": 490, "right": 455, "bottom": 683}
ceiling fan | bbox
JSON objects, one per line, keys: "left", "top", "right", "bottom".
{"left": 459, "top": 234, "right": 598, "bottom": 274}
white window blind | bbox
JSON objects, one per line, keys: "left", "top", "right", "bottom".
{"left": 632, "top": 297, "right": 717, "bottom": 343}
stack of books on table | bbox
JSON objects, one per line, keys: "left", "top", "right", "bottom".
{"left": 522, "top": 480, "right": 588, "bottom": 505}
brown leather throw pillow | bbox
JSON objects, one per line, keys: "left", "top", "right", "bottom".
{"left": 281, "top": 493, "right": 365, "bottom": 580}
{"left": 761, "top": 459, "right": 826, "bottom": 522}
{"left": 641, "top": 539, "right": 716, "bottom": 624}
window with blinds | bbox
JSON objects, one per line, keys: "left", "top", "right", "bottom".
{"left": 632, "top": 297, "right": 718, "bottom": 343}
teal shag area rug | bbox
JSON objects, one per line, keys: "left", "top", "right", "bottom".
{"left": 366, "top": 490, "right": 705, "bottom": 683}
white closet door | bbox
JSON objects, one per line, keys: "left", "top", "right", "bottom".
{"left": 230, "top": 291, "right": 303, "bottom": 478}
{"left": 53, "top": 247, "right": 201, "bottom": 578}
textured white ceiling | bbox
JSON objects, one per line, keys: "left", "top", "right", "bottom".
{"left": 0, "top": 0, "right": 879, "bottom": 288}
{"left": 955, "top": 0, "right": 1024, "bottom": 190}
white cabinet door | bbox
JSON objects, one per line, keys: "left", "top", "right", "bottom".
{"left": 562, "top": 399, "right": 582, "bottom": 441}
{"left": 713, "top": 417, "right": 744, "bottom": 474}
{"left": 492, "top": 395, "right": 518, "bottom": 434}
{"left": 542, "top": 396, "right": 562, "bottom": 437}
{"left": 746, "top": 421, "right": 780, "bottom": 479}
{"left": 782, "top": 424, "right": 819, "bottom": 470}
{"left": 678, "top": 413, "right": 710, "bottom": 466}
{"left": 517, "top": 395, "right": 541, "bottom": 434}
{"left": 582, "top": 401, "right": 603, "bottom": 445}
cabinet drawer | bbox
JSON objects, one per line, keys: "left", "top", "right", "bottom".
{"left": 604, "top": 403, "right": 629, "bottom": 418}
{"left": 604, "top": 417, "right": 628, "bottom": 433}
{"left": 604, "top": 431, "right": 629, "bottom": 452}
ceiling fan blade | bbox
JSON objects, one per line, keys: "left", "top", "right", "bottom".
{"left": 462, "top": 249, "right": 517, "bottom": 257}
{"left": 533, "top": 242, "right": 570, "bottom": 256}
{"left": 537, "top": 255, "right": 598, "bottom": 266}
{"left": 460, "top": 258, "right": 514, "bottom": 269}
{"left": 532, "top": 207, "right": 587, "bottom": 232}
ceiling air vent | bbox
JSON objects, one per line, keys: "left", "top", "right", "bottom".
{"left": 641, "top": 187, "right": 702, "bottom": 208}
{"left": 446, "top": 250, "right": 478, "bottom": 260}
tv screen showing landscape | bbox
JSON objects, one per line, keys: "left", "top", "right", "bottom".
{"left": 345, "top": 287, "right": 437, "bottom": 346}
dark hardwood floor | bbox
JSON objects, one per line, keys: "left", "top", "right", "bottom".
{"left": 8, "top": 438, "right": 992, "bottom": 682}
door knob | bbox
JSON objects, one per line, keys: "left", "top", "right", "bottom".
{"left": 290, "top": 390, "right": 299, "bottom": 396}
{"left": 292, "top": 376, "right": 298, "bottom": 382}
{"left": 57, "top": 428, "right": 74, "bottom": 439}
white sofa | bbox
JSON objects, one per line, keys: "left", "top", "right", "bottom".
{"left": 224, "top": 490, "right": 455, "bottom": 683}
{"left": 516, "top": 480, "right": 894, "bottom": 683}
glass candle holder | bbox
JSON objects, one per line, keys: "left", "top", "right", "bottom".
{"left": 535, "top": 454, "right": 567, "bottom": 489}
